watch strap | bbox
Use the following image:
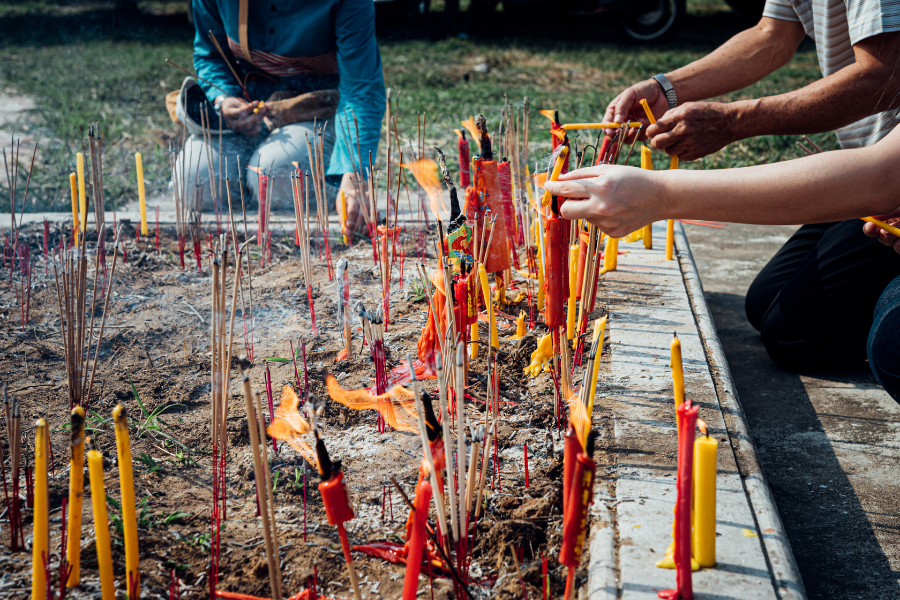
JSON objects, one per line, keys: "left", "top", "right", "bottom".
{"left": 652, "top": 74, "right": 678, "bottom": 110}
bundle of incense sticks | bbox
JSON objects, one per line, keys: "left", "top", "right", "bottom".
{"left": 199, "top": 106, "right": 225, "bottom": 236}
{"left": 305, "top": 125, "right": 335, "bottom": 280}
{"left": 170, "top": 131, "right": 189, "bottom": 268}
{"left": 336, "top": 259, "right": 352, "bottom": 359}
{"left": 86, "top": 126, "right": 107, "bottom": 268}
{"left": 3, "top": 388, "right": 23, "bottom": 551}
{"left": 4, "top": 137, "right": 37, "bottom": 283}
{"left": 52, "top": 224, "right": 125, "bottom": 410}
{"left": 356, "top": 302, "right": 389, "bottom": 431}
{"left": 231, "top": 163, "right": 257, "bottom": 361}
{"left": 209, "top": 236, "right": 241, "bottom": 527}
{"left": 241, "top": 372, "right": 283, "bottom": 600}
{"left": 291, "top": 170, "right": 318, "bottom": 336}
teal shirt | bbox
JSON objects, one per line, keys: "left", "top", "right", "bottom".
{"left": 192, "top": 0, "right": 386, "bottom": 181}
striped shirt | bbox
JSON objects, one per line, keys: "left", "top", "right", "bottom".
{"left": 764, "top": 0, "right": 900, "bottom": 147}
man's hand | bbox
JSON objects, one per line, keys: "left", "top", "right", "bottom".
{"left": 648, "top": 101, "right": 737, "bottom": 160}
{"left": 603, "top": 80, "right": 668, "bottom": 142}
{"left": 340, "top": 172, "right": 368, "bottom": 235}
{"left": 218, "top": 96, "right": 267, "bottom": 136}
{"left": 863, "top": 214, "right": 900, "bottom": 255}
{"left": 541, "top": 165, "right": 662, "bottom": 238}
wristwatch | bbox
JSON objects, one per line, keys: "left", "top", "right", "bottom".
{"left": 213, "top": 96, "right": 227, "bottom": 116}
{"left": 652, "top": 74, "right": 678, "bottom": 110}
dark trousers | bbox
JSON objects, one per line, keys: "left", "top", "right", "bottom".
{"left": 745, "top": 220, "right": 900, "bottom": 370}
{"left": 868, "top": 276, "right": 900, "bottom": 402}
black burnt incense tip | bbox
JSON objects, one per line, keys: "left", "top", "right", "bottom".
{"left": 421, "top": 390, "right": 442, "bottom": 442}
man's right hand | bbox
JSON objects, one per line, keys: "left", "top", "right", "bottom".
{"left": 218, "top": 96, "right": 267, "bottom": 136}
{"left": 603, "top": 79, "right": 669, "bottom": 142}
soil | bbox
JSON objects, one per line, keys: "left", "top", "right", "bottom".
{"left": 0, "top": 218, "right": 615, "bottom": 600}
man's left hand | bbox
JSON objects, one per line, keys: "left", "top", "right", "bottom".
{"left": 647, "top": 101, "right": 737, "bottom": 161}
{"left": 340, "top": 172, "right": 368, "bottom": 236}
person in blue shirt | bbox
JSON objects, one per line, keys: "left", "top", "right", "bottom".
{"left": 174, "top": 0, "right": 385, "bottom": 233}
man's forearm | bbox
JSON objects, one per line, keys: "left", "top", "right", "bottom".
{"left": 666, "top": 17, "right": 804, "bottom": 104}
{"left": 659, "top": 135, "right": 900, "bottom": 225}
{"left": 730, "top": 62, "right": 900, "bottom": 140}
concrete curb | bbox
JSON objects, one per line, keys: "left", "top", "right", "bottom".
{"left": 673, "top": 221, "right": 806, "bottom": 600}
{"left": 587, "top": 500, "right": 617, "bottom": 600}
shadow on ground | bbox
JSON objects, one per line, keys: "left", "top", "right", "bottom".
{"left": 707, "top": 289, "right": 900, "bottom": 599}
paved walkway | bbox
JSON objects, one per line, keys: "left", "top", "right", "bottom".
{"left": 687, "top": 223, "right": 900, "bottom": 600}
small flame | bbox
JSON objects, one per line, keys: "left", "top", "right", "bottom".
{"left": 539, "top": 109, "right": 557, "bottom": 122}
{"left": 698, "top": 419, "right": 708, "bottom": 436}
{"left": 460, "top": 117, "right": 480, "bottom": 145}
{"left": 247, "top": 165, "right": 264, "bottom": 175}
{"left": 402, "top": 158, "right": 446, "bottom": 218}
{"left": 565, "top": 393, "right": 590, "bottom": 444}
{"left": 267, "top": 385, "right": 319, "bottom": 470}
{"left": 453, "top": 128, "right": 464, "bottom": 140}
{"left": 325, "top": 374, "right": 420, "bottom": 434}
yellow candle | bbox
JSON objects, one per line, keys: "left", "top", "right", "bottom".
{"left": 540, "top": 146, "right": 568, "bottom": 207}
{"left": 566, "top": 245, "right": 578, "bottom": 340}
{"left": 666, "top": 156, "right": 678, "bottom": 260}
{"left": 513, "top": 310, "right": 527, "bottom": 339}
{"left": 76, "top": 153, "right": 86, "bottom": 234}
{"left": 536, "top": 225, "right": 545, "bottom": 312}
{"left": 560, "top": 121, "right": 643, "bottom": 130}
{"left": 671, "top": 333, "right": 685, "bottom": 410}
{"left": 32, "top": 419, "right": 49, "bottom": 600}
{"left": 87, "top": 450, "right": 115, "bottom": 600}
{"left": 67, "top": 406, "right": 86, "bottom": 587}
{"left": 639, "top": 99, "right": 657, "bottom": 125}
{"left": 585, "top": 315, "right": 608, "bottom": 421}
{"left": 525, "top": 164, "right": 535, "bottom": 205}
{"left": 470, "top": 322, "right": 479, "bottom": 359}
{"left": 693, "top": 425, "right": 718, "bottom": 568}
{"left": 339, "top": 190, "right": 348, "bottom": 244}
{"left": 113, "top": 405, "right": 140, "bottom": 598}
{"left": 69, "top": 173, "right": 80, "bottom": 234}
{"left": 477, "top": 264, "right": 499, "bottom": 350}
{"left": 641, "top": 146, "right": 653, "bottom": 249}
{"left": 602, "top": 236, "right": 619, "bottom": 272}
{"left": 135, "top": 152, "right": 148, "bottom": 235}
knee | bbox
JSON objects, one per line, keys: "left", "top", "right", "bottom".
{"left": 868, "top": 283, "right": 900, "bottom": 402}
{"left": 745, "top": 273, "right": 775, "bottom": 332}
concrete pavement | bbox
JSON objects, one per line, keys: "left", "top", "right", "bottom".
{"left": 686, "top": 223, "right": 900, "bottom": 599}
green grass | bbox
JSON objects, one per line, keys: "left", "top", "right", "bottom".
{"left": 0, "top": 0, "right": 837, "bottom": 213}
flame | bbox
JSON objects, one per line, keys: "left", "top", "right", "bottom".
{"left": 247, "top": 165, "right": 264, "bottom": 175}
{"left": 402, "top": 158, "right": 446, "bottom": 218}
{"left": 565, "top": 392, "right": 591, "bottom": 444}
{"left": 698, "top": 418, "right": 708, "bottom": 436}
{"left": 267, "top": 386, "right": 319, "bottom": 470}
{"left": 539, "top": 109, "right": 557, "bottom": 122}
{"left": 325, "top": 374, "right": 420, "bottom": 434}
{"left": 460, "top": 117, "right": 480, "bottom": 145}
{"left": 551, "top": 128, "right": 567, "bottom": 141}
{"left": 453, "top": 128, "right": 464, "bottom": 140}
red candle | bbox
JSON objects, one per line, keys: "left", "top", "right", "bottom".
{"left": 545, "top": 199, "right": 567, "bottom": 328}
{"left": 562, "top": 424, "right": 580, "bottom": 515}
{"left": 458, "top": 132, "right": 471, "bottom": 188}
{"left": 659, "top": 400, "right": 699, "bottom": 600}
{"left": 402, "top": 478, "right": 432, "bottom": 600}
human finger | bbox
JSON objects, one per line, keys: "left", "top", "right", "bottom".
{"left": 556, "top": 166, "right": 606, "bottom": 181}
{"left": 863, "top": 222, "right": 883, "bottom": 237}
{"left": 558, "top": 197, "right": 598, "bottom": 221}
{"left": 542, "top": 179, "right": 593, "bottom": 199}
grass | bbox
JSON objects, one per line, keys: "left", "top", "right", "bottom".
{"left": 0, "top": 0, "right": 838, "bottom": 213}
